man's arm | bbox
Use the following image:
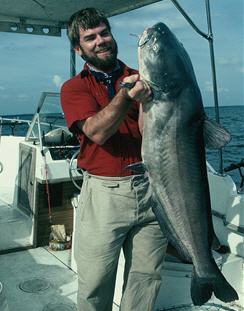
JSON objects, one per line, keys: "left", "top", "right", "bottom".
{"left": 77, "top": 74, "right": 151, "bottom": 145}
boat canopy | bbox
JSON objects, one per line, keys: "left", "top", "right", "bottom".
{"left": 0, "top": 0, "right": 161, "bottom": 36}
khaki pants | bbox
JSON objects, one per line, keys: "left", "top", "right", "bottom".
{"left": 74, "top": 172, "right": 167, "bottom": 311}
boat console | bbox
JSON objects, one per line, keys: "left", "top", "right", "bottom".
{"left": 17, "top": 92, "right": 81, "bottom": 247}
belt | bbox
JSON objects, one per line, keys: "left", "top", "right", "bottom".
{"left": 87, "top": 173, "right": 136, "bottom": 181}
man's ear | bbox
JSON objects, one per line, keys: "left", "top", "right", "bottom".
{"left": 74, "top": 45, "right": 82, "bottom": 56}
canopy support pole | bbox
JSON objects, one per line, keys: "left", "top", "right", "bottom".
{"left": 170, "top": 0, "right": 223, "bottom": 173}
{"left": 70, "top": 44, "right": 76, "bottom": 77}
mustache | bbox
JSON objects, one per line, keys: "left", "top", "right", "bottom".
{"left": 95, "top": 45, "right": 112, "bottom": 53}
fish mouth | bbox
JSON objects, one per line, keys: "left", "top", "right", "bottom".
{"left": 138, "top": 27, "right": 154, "bottom": 47}
{"left": 138, "top": 34, "right": 149, "bottom": 47}
{"left": 138, "top": 26, "right": 161, "bottom": 49}
{"left": 138, "top": 23, "right": 167, "bottom": 48}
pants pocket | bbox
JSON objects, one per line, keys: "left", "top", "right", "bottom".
{"left": 77, "top": 177, "right": 91, "bottom": 221}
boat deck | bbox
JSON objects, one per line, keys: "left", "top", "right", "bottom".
{"left": 0, "top": 198, "right": 32, "bottom": 251}
{"left": 0, "top": 182, "right": 243, "bottom": 310}
{"left": 0, "top": 246, "right": 120, "bottom": 311}
{"left": 0, "top": 247, "right": 77, "bottom": 310}
{"left": 0, "top": 197, "right": 121, "bottom": 310}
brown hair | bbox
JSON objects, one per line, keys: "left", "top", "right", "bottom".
{"left": 67, "top": 7, "right": 111, "bottom": 48}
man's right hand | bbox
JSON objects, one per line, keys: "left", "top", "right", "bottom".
{"left": 122, "top": 74, "right": 152, "bottom": 104}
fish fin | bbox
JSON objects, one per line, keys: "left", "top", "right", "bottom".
{"left": 191, "top": 268, "right": 213, "bottom": 306}
{"left": 212, "top": 269, "right": 239, "bottom": 303}
{"left": 203, "top": 118, "right": 231, "bottom": 149}
{"left": 191, "top": 266, "right": 239, "bottom": 306}
{"left": 125, "top": 161, "right": 147, "bottom": 174}
{"left": 211, "top": 232, "right": 230, "bottom": 254}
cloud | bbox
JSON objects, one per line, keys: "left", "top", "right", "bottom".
{"left": 0, "top": 94, "right": 9, "bottom": 99}
{"left": 239, "top": 67, "right": 244, "bottom": 74}
{"left": 110, "top": 0, "right": 187, "bottom": 32}
{"left": 217, "top": 57, "right": 241, "bottom": 66}
{"left": 18, "top": 94, "right": 29, "bottom": 99}
{"left": 205, "top": 81, "right": 229, "bottom": 93}
{"left": 218, "top": 87, "right": 230, "bottom": 93}
{"left": 52, "top": 75, "right": 63, "bottom": 89}
{"left": 217, "top": 57, "right": 244, "bottom": 75}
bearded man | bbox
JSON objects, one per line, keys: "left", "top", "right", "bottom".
{"left": 61, "top": 8, "right": 167, "bottom": 311}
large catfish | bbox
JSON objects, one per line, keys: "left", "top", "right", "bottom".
{"left": 138, "top": 22, "right": 238, "bottom": 305}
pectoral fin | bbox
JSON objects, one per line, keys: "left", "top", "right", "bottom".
{"left": 204, "top": 118, "right": 231, "bottom": 149}
{"left": 125, "top": 161, "right": 147, "bottom": 174}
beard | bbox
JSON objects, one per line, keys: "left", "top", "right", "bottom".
{"left": 81, "top": 40, "right": 118, "bottom": 72}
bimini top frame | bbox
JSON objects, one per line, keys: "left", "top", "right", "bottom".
{"left": 0, "top": 0, "right": 161, "bottom": 36}
{"left": 169, "top": 0, "right": 223, "bottom": 173}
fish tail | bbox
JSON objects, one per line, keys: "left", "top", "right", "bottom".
{"left": 191, "top": 267, "right": 239, "bottom": 306}
{"left": 212, "top": 268, "right": 239, "bottom": 303}
{"left": 191, "top": 268, "right": 213, "bottom": 306}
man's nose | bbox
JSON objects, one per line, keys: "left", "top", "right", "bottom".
{"left": 96, "top": 34, "right": 106, "bottom": 45}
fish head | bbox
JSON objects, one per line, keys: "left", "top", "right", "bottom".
{"left": 138, "top": 22, "right": 194, "bottom": 99}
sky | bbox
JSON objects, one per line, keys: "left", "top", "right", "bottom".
{"left": 0, "top": 0, "right": 243, "bottom": 115}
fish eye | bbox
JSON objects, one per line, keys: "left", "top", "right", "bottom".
{"left": 152, "top": 40, "right": 160, "bottom": 53}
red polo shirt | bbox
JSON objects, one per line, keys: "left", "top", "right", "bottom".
{"left": 60, "top": 61, "right": 142, "bottom": 176}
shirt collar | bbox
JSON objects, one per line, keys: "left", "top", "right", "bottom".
{"left": 86, "top": 60, "right": 120, "bottom": 76}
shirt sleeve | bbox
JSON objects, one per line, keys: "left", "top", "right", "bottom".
{"left": 60, "top": 77, "right": 99, "bottom": 130}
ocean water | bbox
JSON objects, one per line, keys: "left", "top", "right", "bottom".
{"left": 205, "top": 105, "right": 244, "bottom": 189}
{"left": 0, "top": 114, "right": 32, "bottom": 136}
{"left": 1, "top": 105, "right": 243, "bottom": 188}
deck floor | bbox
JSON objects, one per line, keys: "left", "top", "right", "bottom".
{"left": 0, "top": 201, "right": 242, "bottom": 311}
{"left": 0, "top": 247, "right": 121, "bottom": 311}
{"left": 0, "top": 196, "right": 120, "bottom": 310}
{"left": 0, "top": 247, "right": 77, "bottom": 310}
{"left": 0, "top": 199, "right": 32, "bottom": 251}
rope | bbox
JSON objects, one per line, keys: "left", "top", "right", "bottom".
{"left": 41, "top": 149, "right": 52, "bottom": 224}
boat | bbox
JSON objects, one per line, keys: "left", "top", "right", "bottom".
{"left": 0, "top": 1, "right": 243, "bottom": 311}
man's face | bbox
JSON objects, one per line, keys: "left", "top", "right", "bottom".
{"left": 75, "top": 22, "right": 118, "bottom": 72}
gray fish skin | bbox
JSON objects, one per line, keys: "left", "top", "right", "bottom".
{"left": 138, "top": 22, "right": 238, "bottom": 305}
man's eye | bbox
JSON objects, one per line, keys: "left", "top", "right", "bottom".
{"left": 85, "top": 36, "right": 95, "bottom": 42}
{"left": 101, "top": 31, "right": 110, "bottom": 37}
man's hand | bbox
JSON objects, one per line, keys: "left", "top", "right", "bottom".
{"left": 77, "top": 74, "right": 151, "bottom": 145}
{"left": 122, "top": 74, "right": 152, "bottom": 104}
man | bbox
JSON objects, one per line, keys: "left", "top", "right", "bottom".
{"left": 61, "top": 8, "right": 167, "bottom": 311}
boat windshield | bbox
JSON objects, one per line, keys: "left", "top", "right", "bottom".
{"left": 25, "top": 92, "right": 68, "bottom": 146}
